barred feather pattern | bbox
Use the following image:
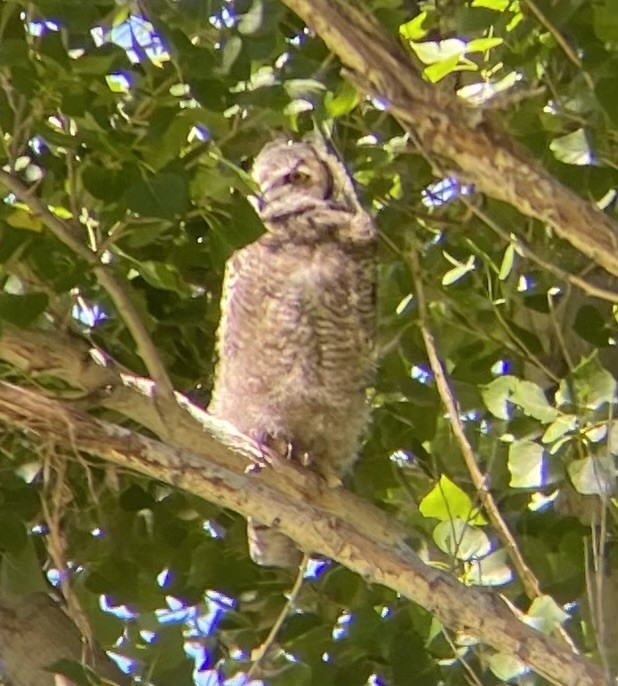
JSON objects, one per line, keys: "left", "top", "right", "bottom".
{"left": 209, "top": 139, "right": 377, "bottom": 567}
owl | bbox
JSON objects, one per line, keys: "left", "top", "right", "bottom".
{"left": 209, "top": 138, "right": 377, "bottom": 567}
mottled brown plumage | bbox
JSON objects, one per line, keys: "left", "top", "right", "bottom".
{"left": 209, "top": 138, "right": 376, "bottom": 567}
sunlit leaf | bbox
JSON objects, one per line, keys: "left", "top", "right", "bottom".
{"left": 425, "top": 55, "right": 472, "bottom": 82}
{"left": 464, "top": 548, "right": 513, "bottom": 586}
{"left": 419, "top": 475, "right": 487, "bottom": 524}
{"left": 489, "top": 653, "right": 529, "bottom": 681}
{"left": 549, "top": 129, "right": 593, "bottom": 165}
{"left": 324, "top": 82, "right": 359, "bottom": 118}
{"left": 399, "top": 12, "right": 430, "bottom": 41}
{"left": 511, "top": 380, "right": 557, "bottom": 423}
{"left": 6, "top": 209, "right": 43, "bottom": 232}
{"left": 498, "top": 243, "right": 515, "bottom": 280}
{"left": 472, "top": 0, "right": 509, "bottom": 9}
{"left": 481, "top": 375, "right": 516, "bottom": 419}
{"left": 467, "top": 37, "right": 503, "bottom": 52}
{"left": 238, "top": 0, "right": 264, "bottom": 35}
{"left": 556, "top": 353, "right": 617, "bottom": 409}
{"left": 433, "top": 519, "right": 491, "bottom": 560}
{"left": 524, "top": 595, "right": 570, "bottom": 634}
{"left": 568, "top": 456, "right": 615, "bottom": 495}
{"left": 410, "top": 39, "right": 466, "bottom": 65}
{"left": 508, "top": 440, "right": 546, "bottom": 488}
{"left": 441, "top": 254, "right": 476, "bottom": 285}
{"left": 542, "top": 415, "right": 577, "bottom": 444}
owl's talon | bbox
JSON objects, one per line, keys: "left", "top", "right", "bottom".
{"left": 248, "top": 429, "right": 292, "bottom": 472}
{"left": 244, "top": 461, "right": 264, "bottom": 475}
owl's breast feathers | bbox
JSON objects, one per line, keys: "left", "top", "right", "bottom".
{"left": 209, "top": 139, "right": 376, "bottom": 564}
{"left": 209, "top": 210, "right": 376, "bottom": 450}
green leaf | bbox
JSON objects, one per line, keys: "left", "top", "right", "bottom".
{"left": 549, "top": 129, "right": 592, "bottom": 166}
{"left": 221, "top": 36, "right": 242, "bottom": 74}
{"left": 524, "top": 595, "right": 569, "bottom": 634}
{"left": 433, "top": 519, "right": 491, "bottom": 560}
{"left": 125, "top": 171, "right": 190, "bottom": 220}
{"left": 137, "top": 261, "right": 190, "bottom": 295}
{"left": 425, "top": 54, "right": 469, "bottom": 83}
{"left": 471, "top": 0, "right": 509, "bottom": 9}
{"left": 511, "top": 380, "right": 557, "bottom": 423}
{"left": 410, "top": 39, "right": 465, "bottom": 65}
{"left": 0, "top": 537, "right": 47, "bottom": 597}
{"left": 464, "top": 548, "right": 513, "bottom": 586}
{"left": 467, "top": 36, "right": 503, "bottom": 52}
{"left": 0, "top": 292, "right": 48, "bottom": 328}
{"left": 419, "top": 474, "right": 487, "bottom": 524}
{"left": 542, "top": 415, "right": 577, "bottom": 444}
{"left": 574, "top": 304, "right": 610, "bottom": 346}
{"left": 73, "top": 44, "right": 131, "bottom": 75}
{"left": 596, "top": 77, "right": 618, "bottom": 127}
{"left": 489, "top": 653, "right": 528, "bottom": 681}
{"left": 482, "top": 376, "right": 557, "bottom": 422}
{"left": 498, "top": 243, "right": 515, "bottom": 280}
{"left": 508, "top": 439, "right": 546, "bottom": 488}
{"left": 5, "top": 209, "right": 43, "bottom": 232}
{"left": 238, "top": 0, "right": 264, "bottom": 35}
{"left": 593, "top": 0, "right": 618, "bottom": 42}
{"left": 270, "top": 662, "right": 312, "bottom": 686}
{"left": 324, "top": 81, "right": 359, "bottom": 118}
{"left": 481, "top": 375, "right": 516, "bottom": 419}
{"left": 568, "top": 456, "right": 615, "bottom": 495}
{"left": 399, "top": 13, "right": 430, "bottom": 41}
{"left": 557, "top": 352, "right": 617, "bottom": 409}
{"left": 610, "top": 421, "right": 618, "bottom": 455}
{"left": 441, "top": 254, "right": 476, "bottom": 285}
{"left": 0, "top": 513, "right": 27, "bottom": 552}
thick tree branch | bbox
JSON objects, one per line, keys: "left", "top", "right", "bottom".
{"left": 0, "top": 324, "right": 403, "bottom": 548}
{"left": 0, "top": 593, "right": 129, "bottom": 686}
{"left": 0, "top": 377, "right": 606, "bottom": 686}
{"left": 278, "top": 0, "right": 618, "bottom": 279}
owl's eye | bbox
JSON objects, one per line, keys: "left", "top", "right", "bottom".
{"left": 286, "top": 169, "right": 312, "bottom": 185}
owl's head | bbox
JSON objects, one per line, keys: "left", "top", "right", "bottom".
{"left": 252, "top": 139, "right": 334, "bottom": 209}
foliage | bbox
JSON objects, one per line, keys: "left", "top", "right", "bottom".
{"left": 0, "top": 0, "right": 617, "bottom": 684}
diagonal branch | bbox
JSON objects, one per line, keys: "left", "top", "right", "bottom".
{"left": 0, "top": 169, "right": 175, "bottom": 401}
{"left": 279, "top": 0, "right": 618, "bottom": 279}
{"left": 0, "top": 379, "right": 605, "bottom": 686}
{"left": 409, "top": 245, "right": 578, "bottom": 651}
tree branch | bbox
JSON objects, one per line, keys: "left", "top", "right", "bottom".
{"left": 409, "top": 245, "right": 578, "bottom": 651}
{"left": 279, "top": 0, "right": 618, "bottom": 280}
{"left": 0, "top": 375, "right": 606, "bottom": 686}
{"left": 0, "top": 593, "right": 129, "bottom": 686}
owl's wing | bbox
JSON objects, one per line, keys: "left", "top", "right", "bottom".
{"left": 215, "top": 243, "right": 270, "bottom": 363}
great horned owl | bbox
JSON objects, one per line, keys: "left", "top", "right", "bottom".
{"left": 209, "top": 138, "right": 376, "bottom": 567}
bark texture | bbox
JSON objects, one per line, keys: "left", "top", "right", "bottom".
{"left": 0, "top": 593, "right": 128, "bottom": 686}
{"left": 279, "top": 0, "right": 618, "bottom": 279}
{"left": 0, "top": 325, "right": 607, "bottom": 686}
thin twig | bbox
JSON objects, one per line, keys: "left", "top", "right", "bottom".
{"left": 522, "top": 0, "right": 595, "bottom": 91}
{"left": 408, "top": 245, "right": 578, "bottom": 651}
{"left": 401, "top": 132, "right": 618, "bottom": 306}
{"left": 441, "top": 626, "right": 484, "bottom": 686}
{"left": 246, "top": 555, "right": 310, "bottom": 680}
{"left": 463, "top": 199, "right": 618, "bottom": 305}
{"left": 0, "top": 169, "right": 175, "bottom": 401}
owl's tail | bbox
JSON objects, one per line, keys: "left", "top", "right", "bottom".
{"left": 247, "top": 517, "right": 303, "bottom": 568}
